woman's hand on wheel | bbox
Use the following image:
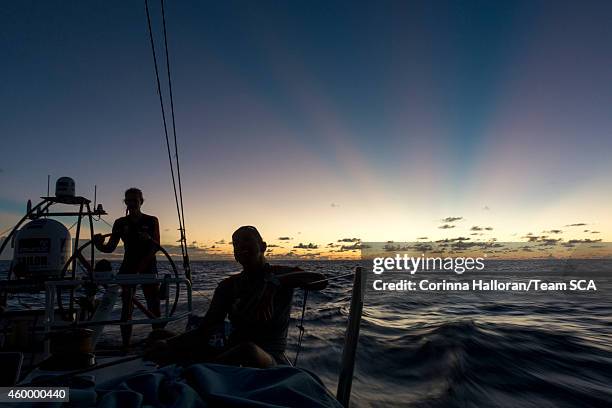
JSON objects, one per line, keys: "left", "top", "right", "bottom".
{"left": 93, "top": 234, "right": 105, "bottom": 247}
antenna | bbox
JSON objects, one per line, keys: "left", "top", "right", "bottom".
{"left": 94, "top": 185, "right": 97, "bottom": 210}
{"left": 45, "top": 175, "right": 51, "bottom": 217}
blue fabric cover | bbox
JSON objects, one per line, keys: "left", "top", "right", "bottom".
{"left": 97, "top": 363, "right": 342, "bottom": 408}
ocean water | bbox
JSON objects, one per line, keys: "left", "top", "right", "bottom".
{"left": 3, "top": 259, "right": 612, "bottom": 407}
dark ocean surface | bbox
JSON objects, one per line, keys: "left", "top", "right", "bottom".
{"left": 3, "top": 259, "right": 612, "bottom": 407}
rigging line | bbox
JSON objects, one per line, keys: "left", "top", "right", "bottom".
{"left": 307, "top": 272, "right": 354, "bottom": 287}
{"left": 96, "top": 217, "right": 114, "bottom": 229}
{"left": 160, "top": 0, "right": 190, "bottom": 272}
{"left": 0, "top": 225, "right": 15, "bottom": 238}
{"left": 293, "top": 288, "right": 309, "bottom": 366}
{"left": 144, "top": 0, "right": 186, "bottom": 263}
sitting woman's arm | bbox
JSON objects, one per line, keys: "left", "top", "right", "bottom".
{"left": 276, "top": 271, "right": 328, "bottom": 291}
{"left": 167, "top": 283, "right": 230, "bottom": 349}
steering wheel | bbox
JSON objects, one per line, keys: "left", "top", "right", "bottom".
{"left": 56, "top": 234, "right": 182, "bottom": 322}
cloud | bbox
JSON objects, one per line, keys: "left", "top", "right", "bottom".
{"left": 522, "top": 234, "right": 563, "bottom": 246}
{"left": 293, "top": 243, "right": 318, "bottom": 250}
{"left": 564, "top": 223, "right": 587, "bottom": 227}
{"left": 542, "top": 229, "right": 563, "bottom": 234}
{"left": 470, "top": 226, "right": 494, "bottom": 231}
{"left": 442, "top": 217, "right": 463, "bottom": 223}
{"left": 567, "top": 238, "right": 602, "bottom": 244}
{"left": 337, "top": 238, "right": 360, "bottom": 243}
{"left": 483, "top": 206, "right": 490, "bottom": 211}
{"left": 330, "top": 203, "right": 340, "bottom": 208}
{"left": 214, "top": 239, "right": 226, "bottom": 245}
{"left": 162, "top": 244, "right": 232, "bottom": 260}
{"left": 435, "top": 237, "right": 471, "bottom": 243}
{"left": 537, "top": 239, "right": 562, "bottom": 246}
{"left": 335, "top": 242, "right": 369, "bottom": 252}
{"left": 267, "top": 244, "right": 281, "bottom": 248}
{"left": 417, "top": 237, "right": 428, "bottom": 240}
{"left": 269, "top": 250, "right": 325, "bottom": 259}
{"left": 383, "top": 243, "right": 411, "bottom": 251}
{"left": 591, "top": 231, "right": 600, "bottom": 234}
{"left": 278, "top": 237, "right": 293, "bottom": 241}
{"left": 438, "top": 224, "right": 455, "bottom": 229}
{"left": 561, "top": 238, "right": 603, "bottom": 248}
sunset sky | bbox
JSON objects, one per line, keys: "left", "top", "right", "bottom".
{"left": 1, "top": 1, "right": 611, "bottom": 259}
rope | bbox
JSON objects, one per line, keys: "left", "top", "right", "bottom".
{"left": 0, "top": 225, "right": 15, "bottom": 237}
{"left": 160, "top": 0, "right": 190, "bottom": 279}
{"left": 292, "top": 271, "right": 354, "bottom": 366}
{"left": 307, "top": 272, "right": 354, "bottom": 287}
{"left": 293, "top": 289, "right": 309, "bottom": 366}
{"left": 144, "top": 0, "right": 189, "bottom": 275}
{"left": 97, "top": 217, "right": 114, "bottom": 229}
{"left": 66, "top": 220, "right": 79, "bottom": 231}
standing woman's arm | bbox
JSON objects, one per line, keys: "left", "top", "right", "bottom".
{"left": 94, "top": 219, "right": 122, "bottom": 253}
{"left": 152, "top": 216, "right": 161, "bottom": 246}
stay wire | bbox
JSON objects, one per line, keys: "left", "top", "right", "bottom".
{"left": 144, "top": 0, "right": 187, "bottom": 264}
{"left": 160, "top": 0, "right": 190, "bottom": 275}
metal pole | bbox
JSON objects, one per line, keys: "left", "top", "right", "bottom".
{"left": 86, "top": 202, "right": 95, "bottom": 280}
{"left": 67, "top": 203, "right": 84, "bottom": 316}
{"left": 336, "top": 267, "right": 365, "bottom": 407}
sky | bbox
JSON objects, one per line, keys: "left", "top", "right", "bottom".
{"left": 1, "top": 1, "right": 611, "bottom": 259}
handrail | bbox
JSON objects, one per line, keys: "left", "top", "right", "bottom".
{"left": 43, "top": 277, "right": 192, "bottom": 336}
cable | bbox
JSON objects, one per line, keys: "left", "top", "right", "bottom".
{"left": 160, "top": 0, "right": 191, "bottom": 279}
{"left": 307, "top": 272, "right": 354, "bottom": 287}
{"left": 293, "top": 289, "right": 309, "bottom": 366}
{"left": 0, "top": 225, "right": 15, "bottom": 238}
{"left": 144, "top": 0, "right": 188, "bottom": 271}
{"left": 97, "top": 217, "right": 114, "bottom": 229}
{"left": 67, "top": 220, "right": 79, "bottom": 231}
